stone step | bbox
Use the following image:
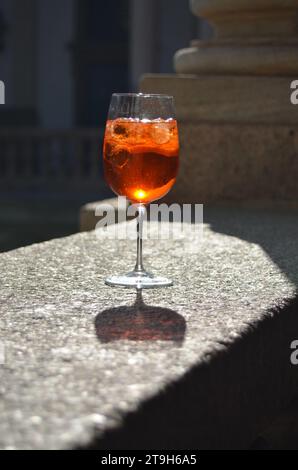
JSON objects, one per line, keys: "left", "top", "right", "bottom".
{"left": 1, "top": 207, "right": 298, "bottom": 449}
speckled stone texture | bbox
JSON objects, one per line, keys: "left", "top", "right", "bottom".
{"left": 1, "top": 207, "right": 298, "bottom": 449}
{"left": 140, "top": 75, "right": 298, "bottom": 204}
{"left": 170, "top": 123, "right": 298, "bottom": 203}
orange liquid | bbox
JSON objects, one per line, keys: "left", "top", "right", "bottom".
{"left": 103, "top": 118, "right": 179, "bottom": 203}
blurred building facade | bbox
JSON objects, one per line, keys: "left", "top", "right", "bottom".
{"left": 0, "top": 0, "right": 209, "bottom": 129}
{"left": 0, "top": 0, "right": 212, "bottom": 252}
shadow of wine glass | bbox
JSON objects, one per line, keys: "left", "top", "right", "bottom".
{"left": 95, "top": 290, "right": 186, "bottom": 344}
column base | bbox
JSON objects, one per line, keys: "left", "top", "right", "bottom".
{"left": 174, "top": 39, "right": 298, "bottom": 76}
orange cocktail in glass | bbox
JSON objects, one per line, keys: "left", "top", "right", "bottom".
{"left": 103, "top": 93, "right": 179, "bottom": 288}
{"left": 103, "top": 118, "right": 179, "bottom": 204}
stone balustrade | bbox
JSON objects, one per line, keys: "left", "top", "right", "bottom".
{"left": 1, "top": 207, "right": 298, "bottom": 449}
{"left": 0, "top": 129, "right": 103, "bottom": 192}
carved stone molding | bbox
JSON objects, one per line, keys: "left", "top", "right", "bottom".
{"left": 174, "top": 0, "right": 298, "bottom": 75}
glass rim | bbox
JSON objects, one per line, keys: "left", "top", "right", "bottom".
{"left": 112, "top": 93, "right": 173, "bottom": 100}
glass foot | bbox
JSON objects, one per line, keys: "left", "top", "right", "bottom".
{"left": 105, "top": 270, "right": 173, "bottom": 289}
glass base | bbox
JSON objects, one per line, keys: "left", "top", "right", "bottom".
{"left": 105, "top": 270, "right": 173, "bottom": 289}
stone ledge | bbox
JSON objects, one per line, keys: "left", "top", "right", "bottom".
{"left": 139, "top": 74, "right": 298, "bottom": 203}
{"left": 80, "top": 198, "right": 298, "bottom": 233}
{"left": 140, "top": 74, "right": 298, "bottom": 125}
{"left": 1, "top": 207, "right": 298, "bottom": 449}
{"left": 80, "top": 197, "right": 130, "bottom": 232}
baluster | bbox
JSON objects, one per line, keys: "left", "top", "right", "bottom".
{"left": 23, "top": 137, "right": 33, "bottom": 181}
{"left": 91, "top": 137, "right": 100, "bottom": 182}
{"left": 42, "top": 137, "right": 53, "bottom": 184}
{"left": 74, "top": 136, "right": 84, "bottom": 184}
{"left": 6, "top": 138, "right": 17, "bottom": 182}
{"left": 60, "top": 135, "right": 69, "bottom": 180}
{"left": 0, "top": 138, "right": 5, "bottom": 181}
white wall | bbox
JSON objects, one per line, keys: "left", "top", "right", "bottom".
{"left": 38, "top": 0, "right": 74, "bottom": 128}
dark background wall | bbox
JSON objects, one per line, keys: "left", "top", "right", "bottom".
{"left": 0, "top": 0, "right": 210, "bottom": 252}
{"left": 0, "top": 0, "right": 208, "bottom": 128}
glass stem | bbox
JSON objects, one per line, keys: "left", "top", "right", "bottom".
{"left": 134, "top": 204, "right": 146, "bottom": 273}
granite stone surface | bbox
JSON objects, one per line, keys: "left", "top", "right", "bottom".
{"left": 1, "top": 207, "right": 298, "bottom": 449}
{"left": 140, "top": 75, "right": 298, "bottom": 204}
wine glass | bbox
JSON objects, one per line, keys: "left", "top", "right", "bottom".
{"left": 103, "top": 93, "right": 179, "bottom": 288}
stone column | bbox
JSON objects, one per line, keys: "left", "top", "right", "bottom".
{"left": 175, "top": 0, "right": 298, "bottom": 76}
{"left": 140, "top": 0, "right": 298, "bottom": 205}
